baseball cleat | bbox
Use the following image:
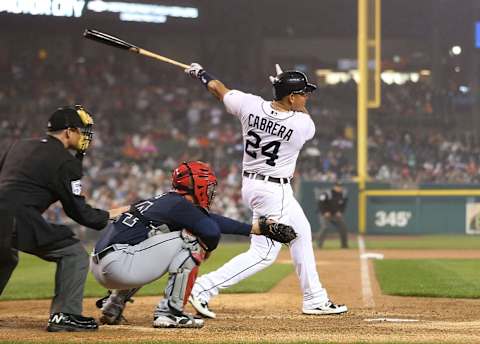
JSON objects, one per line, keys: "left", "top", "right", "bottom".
{"left": 302, "top": 300, "right": 348, "bottom": 315}
{"left": 153, "top": 312, "right": 204, "bottom": 328}
{"left": 46, "top": 312, "right": 98, "bottom": 332}
{"left": 97, "top": 289, "right": 138, "bottom": 325}
{"left": 188, "top": 294, "right": 216, "bottom": 319}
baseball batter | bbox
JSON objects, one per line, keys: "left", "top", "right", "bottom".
{"left": 185, "top": 63, "right": 348, "bottom": 317}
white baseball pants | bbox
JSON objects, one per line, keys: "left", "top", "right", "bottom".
{"left": 192, "top": 176, "right": 329, "bottom": 309}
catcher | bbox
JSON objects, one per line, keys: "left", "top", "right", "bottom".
{"left": 90, "top": 161, "right": 296, "bottom": 328}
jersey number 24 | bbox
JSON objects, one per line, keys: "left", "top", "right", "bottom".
{"left": 245, "top": 130, "right": 281, "bottom": 166}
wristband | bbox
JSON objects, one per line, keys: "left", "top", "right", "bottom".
{"left": 198, "top": 70, "right": 216, "bottom": 88}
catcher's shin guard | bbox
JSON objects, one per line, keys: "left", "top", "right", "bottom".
{"left": 164, "top": 232, "right": 206, "bottom": 313}
{"left": 98, "top": 288, "right": 140, "bottom": 325}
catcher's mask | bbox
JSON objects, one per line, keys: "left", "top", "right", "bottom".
{"left": 172, "top": 161, "right": 217, "bottom": 211}
{"left": 47, "top": 105, "right": 94, "bottom": 153}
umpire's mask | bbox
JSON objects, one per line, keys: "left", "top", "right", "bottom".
{"left": 47, "top": 105, "right": 94, "bottom": 153}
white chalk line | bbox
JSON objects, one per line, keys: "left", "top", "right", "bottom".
{"left": 358, "top": 235, "right": 375, "bottom": 308}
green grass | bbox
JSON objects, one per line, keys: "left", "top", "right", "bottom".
{"left": 365, "top": 234, "right": 480, "bottom": 250}
{"left": 374, "top": 259, "right": 480, "bottom": 298}
{"left": 1, "top": 243, "right": 293, "bottom": 301}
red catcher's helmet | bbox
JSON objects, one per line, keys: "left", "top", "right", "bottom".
{"left": 172, "top": 161, "right": 217, "bottom": 210}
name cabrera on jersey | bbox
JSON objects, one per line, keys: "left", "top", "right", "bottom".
{"left": 223, "top": 90, "right": 315, "bottom": 178}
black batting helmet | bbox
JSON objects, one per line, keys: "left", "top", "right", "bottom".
{"left": 272, "top": 71, "right": 317, "bottom": 100}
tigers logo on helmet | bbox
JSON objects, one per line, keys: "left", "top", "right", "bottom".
{"left": 172, "top": 161, "right": 217, "bottom": 210}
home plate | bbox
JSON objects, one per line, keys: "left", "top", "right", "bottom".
{"left": 364, "top": 318, "right": 419, "bottom": 323}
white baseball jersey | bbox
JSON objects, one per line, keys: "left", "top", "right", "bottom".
{"left": 223, "top": 90, "right": 315, "bottom": 177}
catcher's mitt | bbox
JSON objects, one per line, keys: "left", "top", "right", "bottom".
{"left": 258, "top": 216, "right": 297, "bottom": 244}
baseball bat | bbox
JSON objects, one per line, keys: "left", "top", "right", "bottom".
{"left": 83, "top": 29, "right": 190, "bottom": 69}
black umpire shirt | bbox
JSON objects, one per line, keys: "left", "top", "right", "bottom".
{"left": 318, "top": 189, "right": 348, "bottom": 215}
{"left": 0, "top": 136, "right": 109, "bottom": 251}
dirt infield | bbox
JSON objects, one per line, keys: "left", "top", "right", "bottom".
{"left": 1, "top": 247, "right": 480, "bottom": 343}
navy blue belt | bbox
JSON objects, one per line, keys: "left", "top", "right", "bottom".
{"left": 243, "top": 171, "right": 292, "bottom": 184}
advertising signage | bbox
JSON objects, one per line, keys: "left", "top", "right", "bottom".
{"left": 0, "top": 0, "right": 199, "bottom": 23}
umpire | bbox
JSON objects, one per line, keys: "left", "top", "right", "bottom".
{"left": 316, "top": 182, "right": 349, "bottom": 249}
{"left": 0, "top": 105, "right": 127, "bottom": 332}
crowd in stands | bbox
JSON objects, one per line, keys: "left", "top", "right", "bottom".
{"left": 1, "top": 49, "right": 479, "bottom": 228}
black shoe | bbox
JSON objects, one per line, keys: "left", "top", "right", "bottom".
{"left": 46, "top": 312, "right": 98, "bottom": 332}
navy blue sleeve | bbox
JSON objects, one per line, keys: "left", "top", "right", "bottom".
{"left": 167, "top": 200, "right": 221, "bottom": 251}
{"left": 209, "top": 213, "right": 252, "bottom": 236}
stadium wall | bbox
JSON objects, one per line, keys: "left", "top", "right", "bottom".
{"left": 300, "top": 182, "right": 480, "bottom": 235}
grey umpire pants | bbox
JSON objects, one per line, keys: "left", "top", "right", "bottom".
{"left": 30, "top": 242, "right": 90, "bottom": 315}
{"left": 90, "top": 231, "right": 184, "bottom": 290}
{"left": 0, "top": 208, "right": 89, "bottom": 315}
{"left": 0, "top": 210, "right": 18, "bottom": 295}
{"left": 1, "top": 242, "right": 90, "bottom": 314}
{"left": 317, "top": 214, "right": 349, "bottom": 249}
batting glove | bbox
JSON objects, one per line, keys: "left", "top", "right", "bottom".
{"left": 185, "top": 63, "right": 204, "bottom": 78}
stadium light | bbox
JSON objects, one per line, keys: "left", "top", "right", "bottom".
{"left": 451, "top": 45, "right": 462, "bottom": 56}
